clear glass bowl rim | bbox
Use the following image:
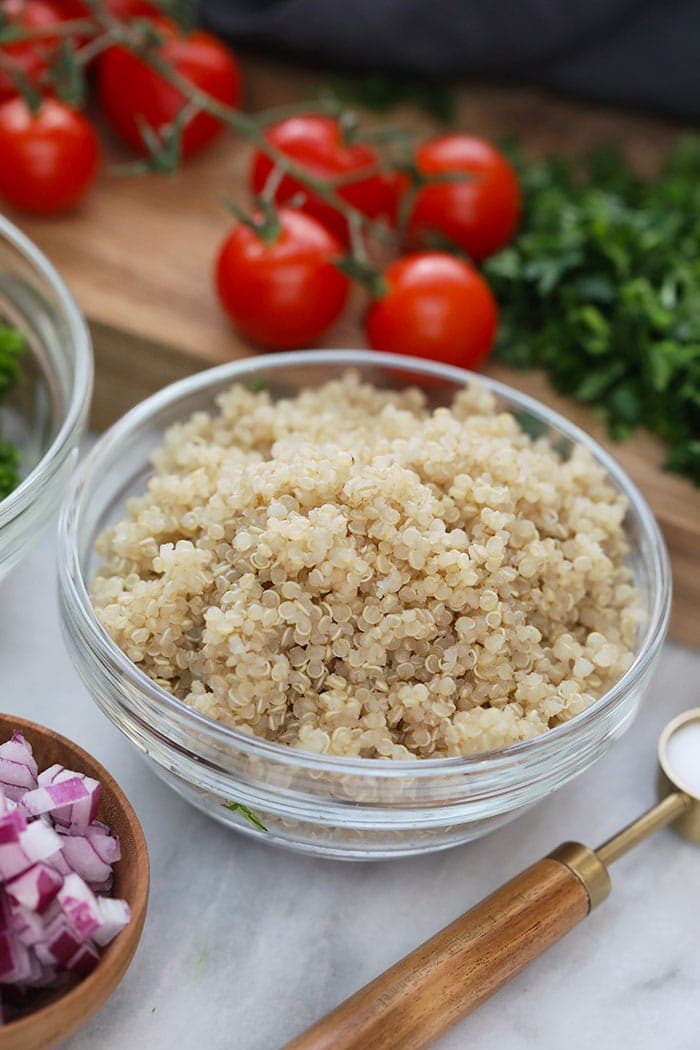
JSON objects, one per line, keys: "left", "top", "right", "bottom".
{"left": 0, "top": 215, "right": 93, "bottom": 529}
{"left": 58, "top": 348, "right": 672, "bottom": 780}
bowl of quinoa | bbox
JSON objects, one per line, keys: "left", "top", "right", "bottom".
{"left": 58, "top": 351, "right": 670, "bottom": 859}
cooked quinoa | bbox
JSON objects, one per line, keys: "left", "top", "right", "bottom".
{"left": 92, "top": 373, "right": 644, "bottom": 760}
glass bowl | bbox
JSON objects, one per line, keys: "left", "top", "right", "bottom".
{"left": 57, "top": 351, "right": 670, "bottom": 860}
{"left": 0, "top": 216, "right": 93, "bottom": 579}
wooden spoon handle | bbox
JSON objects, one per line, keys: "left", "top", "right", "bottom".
{"left": 285, "top": 855, "right": 592, "bottom": 1050}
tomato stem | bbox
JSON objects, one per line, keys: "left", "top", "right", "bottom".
{"left": 334, "top": 255, "right": 387, "bottom": 299}
{"left": 221, "top": 196, "right": 282, "bottom": 246}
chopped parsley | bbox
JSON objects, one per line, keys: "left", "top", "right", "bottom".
{"left": 485, "top": 138, "right": 700, "bottom": 485}
{"left": 0, "top": 322, "right": 24, "bottom": 499}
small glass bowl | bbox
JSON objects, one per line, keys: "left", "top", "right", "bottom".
{"left": 57, "top": 351, "right": 670, "bottom": 860}
{"left": 0, "top": 216, "right": 93, "bottom": 579}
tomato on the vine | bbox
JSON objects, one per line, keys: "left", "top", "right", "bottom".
{"left": 365, "top": 252, "right": 498, "bottom": 369}
{"left": 97, "top": 16, "right": 242, "bottom": 159}
{"left": 216, "top": 208, "right": 350, "bottom": 350}
{"left": 397, "top": 134, "right": 521, "bottom": 261}
{"left": 0, "top": 96, "right": 99, "bottom": 213}
{"left": 0, "top": 0, "right": 64, "bottom": 101}
{"left": 250, "top": 115, "right": 392, "bottom": 245}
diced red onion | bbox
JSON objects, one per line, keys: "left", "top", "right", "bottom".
{"left": 57, "top": 874, "right": 101, "bottom": 940}
{"left": 87, "top": 820, "right": 110, "bottom": 836}
{"left": 65, "top": 941, "right": 99, "bottom": 979}
{"left": 21, "top": 779, "right": 91, "bottom": 820}
{"left": 2, "top": 736, "right": 37, "bottom": 779}
{"left": 93, "top": 897, "right": 131, "bottom": 947}
{"left": 0, "top": 735, "right": 38, "bottom": 804}
{"left": 19, "top": 821, "right": 61, "bottom": 865}
{"left": 37, "top": 925, "right": 84, "bottom": 966}
{"left": 32, "top": 768, "right": 101, "bottom": 834}
{"left": 58, "top": 837, "right": 113, "bottom": 888}
{"left": 10, "top": 903, "right": 45, "bottom": 947}
{"left": 0, "top": 931, "right": 31, "bottom": 984}
{"left": 0, "top": 791, "right": 14, "bottom": 817}
{"left": 5, "top": 864, "right": 63, "bottom": 915}
{"left": 45, "top": 850, "right": 72, "bottom": 878}
{"left": 36, "top": 765, "right": 63, "bottom": 788}
{"left": 88, "top": 830, "right": 120, "bottom": 865}
{"left": 0, "top": 809, "right": 26, "bottom": 844}
{"left": 0, "top": 730, "right": 132, "bottom": 1020}
{"left": 88, "top": 876, "right": 114, "bottom": 895}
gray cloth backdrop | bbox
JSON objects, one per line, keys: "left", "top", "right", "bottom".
{"left": 200, "top": 0, "right": 700, "bottom": 120}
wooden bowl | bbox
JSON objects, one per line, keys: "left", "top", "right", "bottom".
{"left": 0, "top": 715, "right": 149, "bottom": 1050}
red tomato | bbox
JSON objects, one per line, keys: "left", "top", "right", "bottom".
{"left": 0, "top": 0, "right": 64, "bottom": 101}
{"left": 104, "top": 0, "right": 159, "bottom": 14}
{"left": 55, "top": 0, "right": 158, "bottom": 16}
{"left": 250, "top": 115, "right": 392, "bottom": 245}
{"left": 365, "top": 253, "right": 498, "bottom": 370}
{"left": 0, "top": 96, "right": 99, "bottom": 213}
{"left": 397, "top": 135, "right": 521, "bottom": 261}
{"left": 216, "top": 208, "right": 350, "bottom": 350}
{"left": 97, "top": 16, "right": 241, "bottom": 159}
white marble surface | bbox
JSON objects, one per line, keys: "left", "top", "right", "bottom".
{"left": 2, "top": 522, "right": 699, "bottom": 1050}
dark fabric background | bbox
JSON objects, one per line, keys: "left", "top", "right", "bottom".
{"left": 200, "top": 0, "right": 700, "bottom": 120}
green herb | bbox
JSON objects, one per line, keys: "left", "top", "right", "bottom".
{"left": 221, "top": 800, "right": 268, "bottom": 832}
{"left": 0, "top": 323, "right": 24, "bottom": 499}
{"left": 484, "top": 138, "right": 700, "bottom": 485}
{"left": 328, "top": 74, "right": 455, "bottom": 123}
{"left": 0, "top": 442, "right": 20, "bottom": 497}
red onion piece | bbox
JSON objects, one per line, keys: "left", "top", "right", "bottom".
{"left": 88, "top": 876, "right": 114, "bottom": 895}
{"left": 5, "top": 864, "right": 63, "bottom": 915}
{"left": 2, "top": 736, "right": 37, "bottom": 779}
{"left": 93, "top": 897, "right": 131, "bottom": 947}
{"left": 0, "top": 791, "right": 16, "bottom": 818}
{"left": 19, "top": 821, "right": 61, "bottom": 865}
{"left": 0, "top": 931, "right": 31, "bottom": 984}
{"left": 59, "top": 837, "right": 113, "bottom": 888}
{"left": 57, "top": 874, "right": 101, "bottom": 941}
{"left": 40, "top": 925, "right": 84, "bottom": 966}
{"left": 20, "top": 779, "right": 91, "bottom": 820}
{"left": 87, "top": 830, "right": 120, "bottom": 866}
{"left": 0, "top": 812, "right": 31, "bottom": 883}
{"left": 45, "top": 849, "right": 72, "bottom": 878}
{"left": 0, "top": 736, "right": 38, "bottom": 804}
{"left": 31, "top": 768, "right": 101, "bottom": 834}
{"left": 87, "top": 820, "right": 110, "bottom": 836}
{"left": 0, "top": 809, "right": 26, "bottom": 844}
{"left": 36, "top": 765, "right": 63, "bottom": 788}
{"left": 65, "top": 941, "right": 99, "bottom": 978}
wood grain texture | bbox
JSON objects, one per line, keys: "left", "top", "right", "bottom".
{"left": 284, "top": 858, "right": 590, "bottom": 1050}
{"left": 5, "top": 58, "right": 698, "bottom": 647}
{"left": 0, "top": 715, "right": 149, "bottom": 1050}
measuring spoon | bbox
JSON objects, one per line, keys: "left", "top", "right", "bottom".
{"left": 286, "top": 708, "right": 700, "bottom": 1050}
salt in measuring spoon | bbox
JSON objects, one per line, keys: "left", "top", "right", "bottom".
{"left": 286, "top": 708, "right": 700, "bottom": 1050}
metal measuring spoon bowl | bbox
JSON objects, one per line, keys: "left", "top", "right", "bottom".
{"left": 658, "top": 707, "right": 700, "bottom": 845}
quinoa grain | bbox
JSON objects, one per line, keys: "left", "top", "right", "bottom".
{"left": 92, "top": 373, "right": 642, "bottom": 759}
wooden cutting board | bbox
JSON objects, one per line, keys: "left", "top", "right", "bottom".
{"left": 8, "top": 56, "right": 699, "bottom": 647}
